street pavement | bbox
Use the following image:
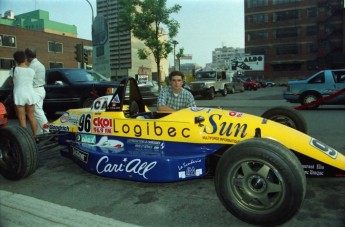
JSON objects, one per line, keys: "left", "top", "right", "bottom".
{"left": 1, "top": 87, "right": 345, "bottom": 227}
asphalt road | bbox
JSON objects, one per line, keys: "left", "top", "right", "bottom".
{"left": 1, "top": 86, "right": 345, "bottom": 227}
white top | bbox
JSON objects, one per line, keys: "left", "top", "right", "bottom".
{"left": 10, "top": 67, "right": 38, "bottom": 105}
{"left": 28, "top": 58, "right": 46, "bottom": 87}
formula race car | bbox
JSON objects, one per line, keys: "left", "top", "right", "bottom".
{"left": 1, "top": 78, "right": 345, "bottom": 226}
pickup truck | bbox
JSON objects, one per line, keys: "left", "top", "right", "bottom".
{"left": 188, "top": 70, "right": 244, "bottom": 100}
{"left": 283, "top": 69, "right": 345, "bottom": 109}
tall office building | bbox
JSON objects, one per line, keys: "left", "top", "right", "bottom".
{"left": 93, "top": 0, "right": 168, "bottom": 81}
{"left": 245, "top": 0, "right": 345, "bottom": 82}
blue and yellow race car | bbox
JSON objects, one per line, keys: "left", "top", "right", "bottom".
{"left": 0, "top": 77, "right": 344, "bottom": 226}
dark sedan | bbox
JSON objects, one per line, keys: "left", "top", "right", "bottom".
{"left": 44, "top": 68, "right": 118, "bottom": 115}
{"left": 0, "top": 68, "right": 159, "bottom": 117}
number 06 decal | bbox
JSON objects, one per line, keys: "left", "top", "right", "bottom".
{"left": 78, "top": 114, "right": 92, "bottom": 133}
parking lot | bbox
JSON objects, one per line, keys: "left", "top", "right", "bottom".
{"left": 1, "top": 86, "right": 345, "bottom": 227}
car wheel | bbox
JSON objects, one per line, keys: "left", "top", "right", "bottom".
{"left": 248, "top": 85, "right": 253, "bottom": 91}
{"left": 0, "top": 126, "right": 38, "bottom": 180}
{"left": 208, "top": 88, "right": 215, "bottom": 100}
{"left": 82, "top": 97, "right": 95, "bottom": 108}
{"left": 222, "top": 85, "right": 228, "bottom": 96}
{"left": 229, "top": 87, "right": 235, "bottom": 94}
{"left": 215, "top": 138, "right": 306, "bottom": 226}
{"left": 301, "top": 93, "right": 320, "bottom": 109}
{"left": 261, "top": 106, "right": 307, "bottom": 133}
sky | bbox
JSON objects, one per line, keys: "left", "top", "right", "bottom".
{"left": 1, "top": 0, "right": 244, "bottom": 67}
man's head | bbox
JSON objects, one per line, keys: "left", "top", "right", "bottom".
{"left": 13, "top": 51, "right": 26, "bottom": 64}
{"left": 25, "top": 48, "right": 37, "bottom": 62}
{"left": 169, "top": 71, "right": 184, "bottom": 93}
{"left": 169, "top": 71, "right": 184, "bottom": 81}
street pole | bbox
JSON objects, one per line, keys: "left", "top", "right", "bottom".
{"left": 85, "top": 0, "right": 94, "bottom": 22}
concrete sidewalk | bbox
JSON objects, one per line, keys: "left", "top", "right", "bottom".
{"left": 0, "top": 190, "right": 139, "bottom": 227}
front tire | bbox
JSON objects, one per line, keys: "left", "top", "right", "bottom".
{"left": 0, "top": 126, "right": 38, "bottom": 180}
{"left": 261, "top": 106, "right": 307, "bottom": 133}
{"left": 215, "top": 138, "right": 306, "bottom": 226}
{"left": 208, "top": 88, "right": 215, "bottom": 100}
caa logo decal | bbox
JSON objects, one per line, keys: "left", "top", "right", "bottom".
{"left": 190, "top": 107, "right": 204, "bottom": 112}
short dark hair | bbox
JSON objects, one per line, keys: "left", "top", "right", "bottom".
{"left": 24, "top": 48, "right": 37, "bottom": 58}
{"left": 169, "top": 71, "right": 184, "bottom": 81}
{"left": 13, "top": 51, "right": 26, "bottom": 64}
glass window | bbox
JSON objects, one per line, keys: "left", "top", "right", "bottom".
{"left": 307, "top": 8, "right": 318, "bottom": 18}
{"left": 274, "top": 10, "right": 299, "bottom": 21}
{"left": 306, "top": 26, "right": 318, "bottom": 36}
{"left": 276, "top": 44, "right": 299, "bottom": 55}
{"left": 48, "top": 41, "right": 63, "bottom": 53}
{"left": 275, "top": 27, "right": 298, "bottom": 39}
{"left": 248, "top": 13, "right": 268, "bottom": 24}
{"left": 247, "top": 0, "right": 268, "bottom": 8}
{"left": 247, "top": 31, "right": 268, "bottom": 41}
{"left": 309, "top": 72, "right": 325, "bottom": 83}
{"left": 308, "top": 43, "right": 318, "bottom": 53}
{"left": 0, "top": 34, "right": 16, "bottom": 47}
{"left": 49, "top": 62, "right": 64, "bottom": 69}
{"left": 0, "top": 58, "right": 15, "bottom": 69}
{"left": 273, "top": 0, "right": 301, "bottom": 5}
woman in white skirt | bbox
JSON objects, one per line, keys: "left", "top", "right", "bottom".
{"left": 9, "top": 51, "right": 38, "bottom": 138}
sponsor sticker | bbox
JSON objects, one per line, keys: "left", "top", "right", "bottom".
{"left": 72, "top": 146, "right": 89, "bottom": 163}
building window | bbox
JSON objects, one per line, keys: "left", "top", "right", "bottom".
{"left": 247, "top": 13, "right": 269, "bottom": 24}
{"left": 247, "top": 31, "right": 268, "bottom": 41}
{"left": 247, "top": 0, "right": 268, "bottom": 8}
{"left": 306, "top": 26, "right": 318, "bottom": 36}
{"left": 48, "top": 41, "right": 63, "bottom": 53}
{"left": 309, "top": 43, "right": 318, "bottom": 53}
{"left": 0, "top": 34, "right": 16, "bottom": 48}
{"left": 246, "top": 46, "right": 268, "bottom": 55}
{"left": 276, "top": 44, "right": 299, "bottom": 55}
{"left": 273, "top": 0, "right": 301, "bottom": 5}
{"left": 0, "top": 58, "right": 15, "bottom": 69}
{"left": 272, "top": 63, "right": 302, "bottom": 71}
{"left": 307, "top": 8, "right": 318, "bottom": 18}
{"left": 49, "top": 62, "right": 63, "bottom": 69}
{"left": 275, "top": 27, "right": 298, "bottom": 39}
{"left": 273, "top": 10, "right": 299, "bottom": 21}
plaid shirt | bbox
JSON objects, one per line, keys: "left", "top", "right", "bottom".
{"left": 158, "top": 86, "right": 196, "bottom": 110}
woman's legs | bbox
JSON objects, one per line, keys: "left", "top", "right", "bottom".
{"left": 15, "top": 105, "right": 27, "bottom": 128}
{"left": 26, "top": 104, "right": 37, "bottom": 136}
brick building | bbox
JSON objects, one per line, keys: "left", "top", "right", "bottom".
{"left": 0, "top": 10, "right": 92, "bottom": 71}
{"left": 245, "top": 0, "right": 345, "bottom": 82}
{"left": 0, "top": 24, "right": 91, "bottom": 70}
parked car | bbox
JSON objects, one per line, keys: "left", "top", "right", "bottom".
{"left": 137, "top": 80, "right": 159, "bottom": 104}
{"left": 238, "top": 78, "right": 260, "bottom": 90}
{"left": 43, "top": 68, "right": 119, "bottom": 116}
{"left": 266, "top": 81, "right": 276, "bottom": 87}
{"left": 0, "top": 68, "right": 159, "bottom": 117}
{"left": 283, "top": 69, "right": 345, "bottom": 109}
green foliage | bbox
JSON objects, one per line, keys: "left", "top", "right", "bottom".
{"left": 118, "top": 0, "right": 181, "bottom": 85}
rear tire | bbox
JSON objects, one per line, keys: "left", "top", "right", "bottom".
{"left": 300, "top": 93, "right": 320, "bottom": 109}
{"left": 208, "top": 88, "right": 215, "bottom": 100}
{"left": 215, "top": 138, "right": 306, "bottom": 226}
{"left": 261, "top": 106, "right": 307, "bottom": 133}
{"left": 221, "top": 85, "right": 228, "bottom": 96}
{"left": 0, "top": 126, "right": 38, "bottom": 180}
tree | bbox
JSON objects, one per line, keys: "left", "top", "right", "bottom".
{"left": 118, "top": 0, "right": 181, "bottom": 88}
